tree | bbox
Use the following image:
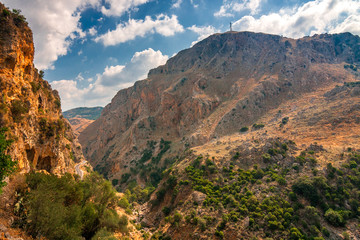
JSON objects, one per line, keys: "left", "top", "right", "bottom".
{"left": 0, "top": 128, "right": 16, "bottom": 193}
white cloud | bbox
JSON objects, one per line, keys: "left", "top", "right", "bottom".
{"left": 188, "top": 25, "right": 218, "bottom": 46}
{"left": 2, "top": 0, "right": 154, "bottom": 70}
{"left": 101, "top": 0, "right": 151, "bottom": 16}
{"left": 172, "top": 0, "right": 183, "bottom": 8}
{"left": 95, "top": 14, "right": 184, "bottom": 46}
{"left": 215, "top": 0, "right": 264, "bottom": 17}
{"left": 232, "top": 0, "right": 360, "bottom": 38}
{"left": 88, "top": 26, "right": 98, "bottom": 36}
{"left": 2, "top": 0, "right": 94, "bottom": 69}
{"left": 51, "top": 48, "right": 168, "bottom": 110}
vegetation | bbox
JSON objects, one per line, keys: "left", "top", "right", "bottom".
{"left": 163, "top": 146, "right": 360, "bottom": 239}
{"left": 10, "top": 100, "right": 29, "bottom": 122}
{"left": 62, "top": 107, "right": 104, "bottom": 120}
{"left": 12, "top": 9, "right": 26, "bottom": 23}
{"left": 13, "top": 172, "right": 128, "bottom": 240}
{"left": 0, "top": 128, "right": 16, "bottom": 194}
{"left": 252, "top": 123, "right": 265, "bottom": 130}
{"left": 344, "top": 64, "right": 358, "bottom": 71}
{"left": 239, "top": 126, "right": 249, "bottom": 132}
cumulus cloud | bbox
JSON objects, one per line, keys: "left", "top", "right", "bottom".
{"left": 95, "top": 14, "right": 184, "bottom": 46}
{"left": 188, "top": 25, "right": 218, "bottom": 46}
{"left": 51, "top": 48, "right": 168, "bottom": 110}
{"left": 101, "top": 0, "right": 151, "bottom": 17}
{"left": 232, "top": 0, "right": 360, "bottom": 38}
{"left": 2, "top": 0, "right": 154, "bottom": 69}
{"left": 2, "top": 0, "right": 94, "bottom": 69}
{"left": 215, "top": 0, "right": 264, "bottom": 17}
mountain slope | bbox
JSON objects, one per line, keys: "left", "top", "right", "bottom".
{"left": 0, "top": 3, "right": 84, "bottom": 174}
{"left": 63, "top": 106, "right": 103, "bottom": 120}
{"left": 79, "top": 31, "right": 360, "bottom": 184}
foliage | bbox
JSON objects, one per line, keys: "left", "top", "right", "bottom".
{"left": 12, "top": 9, "right": 26, "bottom": 23}
{"left": 10, "top": 100, "right": 29, "bottom": 122}
{"left": 15, "top": 172, "right": 127, "bottom": 239}
{"left": 0, "top": 128, "right": 16, "bottom": 193}
{"left": 180, "top": 147, "right": 360, "bottom": 239}
{"left": 240, "top": 126, "right": 249, "bottom": 132}
{"left": 252, "top": 123, "right": 265, "bottom": 130}
{"left": 39, "top": 70, "right": 45, "bottom": 78}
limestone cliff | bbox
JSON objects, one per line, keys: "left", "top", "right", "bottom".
{"left": 79, "top": 31, "right": 360, "bottom": 182}
{"left": 0, "top": 3, "right": 84, "bottom": 174}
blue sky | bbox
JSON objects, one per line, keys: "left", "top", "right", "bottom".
{"left": 3, "top": 0, "right": 360, "bottom": 110}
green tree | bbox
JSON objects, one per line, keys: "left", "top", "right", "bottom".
{"left": 0, "top": 128, "right": 16, "bottom": 193}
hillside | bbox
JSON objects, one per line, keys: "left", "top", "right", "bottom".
{"left": 79, "top": 31, "right": 360, "bottom": 183}
{"left": 0, "top": 4, "right": 134, "bottom": 239}
{"left": 63, "top": 106, "right": 103, "bottom": 120}
{"left": 76, "top": 31, "right": 360, "bottom": 239}
{"left": 63, "top": 107, "right": 104, "bottom": 135}
{"left": 0, "top": 3, "right": 84, "bottom": 175}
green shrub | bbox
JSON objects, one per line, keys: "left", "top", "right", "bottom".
{"left": 252, "top": 123, "right": 265, "bottom": 130}
{"left": 54, "top": 99, "right": 61, "bottom": 109}
{"left": 10, "top": 100, "right": 29, "bottom": 122}
{"left": 324, "top": 208, "right": 345, "bottom": 227}
{"left": 0, "top": 128, "right": 16, "bottom": 193}
{"left": 19, "top": 172, "right": 121, "bottom": 239}
{"left": 2, "top": 8, "right": 10, "bottom": 17}
{"left": 118, "top": 197, "right": 130, "bottom": 209}
{"left": 30, "top": 81, "right": 41, "bottom": 93}
{"left": 240, "top": 126, "right": 249, "bottom": 132}
{"left": 162, "top": 206, "right": 171, "bottom": 216}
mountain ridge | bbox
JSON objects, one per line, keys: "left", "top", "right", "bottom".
{"left": 79, "top": 31, "right": 359, "bottom": 183}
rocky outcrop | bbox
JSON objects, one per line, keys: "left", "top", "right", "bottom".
{"left": 0, "top": 3, "right": 83, "bottom": 174}
{"left": 80, "top": 31, "right": 360, "bottom": 180}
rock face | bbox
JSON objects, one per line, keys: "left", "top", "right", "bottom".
{"left": 79, "top": 31, "right": 360, "bottom": 180}
{"left": 0, "top": 3, "right": 83, "bottom": 174}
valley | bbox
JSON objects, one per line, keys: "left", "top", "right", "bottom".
{"left": 0, "top": 1, "right": 360, "bottom": 239}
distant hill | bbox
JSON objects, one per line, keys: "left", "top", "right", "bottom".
{"left": 63, "top": 107, "right": 103, "bottom": 120}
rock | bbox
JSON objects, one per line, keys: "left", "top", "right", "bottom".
{"left": 79, "top": 31, "right": 360, "bottom": 180}
{"left": 192, "top": 191, "right": 206, "bottom": 204}
{"left": 0, "top": 3, "right": 84, "bottom": 175}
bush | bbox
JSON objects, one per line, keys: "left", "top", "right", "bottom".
{"left": 10, "top": 100, "right": 29, "bottom": 122}
{"left": 118, "top": 197, "right": 130, "bottom": 209}
{"left": 20, "top": 172, "right": 121, "bottom": 239}
{"left": 12, "top": 9, "right": 26, "bottom": 22}
{"left": 324, "top": 208, "right": 345, "bottom": 227}
{"left": 240, "top": 126, "right": 249, "bottom": 132}
{"left": 162, "top": 206, "right": 171, "bottom": 216}
{"left": 252, "top": 123, "right": 265, "bottom": 130}
{"left": 0, "top": 128, "right": 16, "bottom": 193}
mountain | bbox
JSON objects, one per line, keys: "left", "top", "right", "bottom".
{"left": 80, "top": 31, "right": 360, "bottom": 181}
{"left": 0, "top": 5, "right": 130, "bottom": 239}
{"left": 63, "top": 106, "right": 103, "bottom": 120}
{"left": 0, "top": 3, "right": 84, "bottom": 174}
{"left": 63, "top": 107, "right": 104, "bottom": 135}
{"left": 78, "top": 31, "right": 360, "bottom": 239}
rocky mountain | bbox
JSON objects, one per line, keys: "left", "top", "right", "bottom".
{"left": 77, "top": 30, "right": 360, "bottom": 239}
{"left": 79, "top": 31, "right": 360, "bottom": 183}
{"left": 0, "top": 3, "right": 84, "bottom": 174}
{"left": 63, "top": 107, "right": 104, "bottom": 136}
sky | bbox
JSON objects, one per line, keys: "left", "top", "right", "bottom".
{"left": 3, "top": 0, "right": 360, "bottom": 111}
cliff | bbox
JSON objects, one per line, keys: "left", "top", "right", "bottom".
{"left": 0, "top": 3, "right": 84, "bottom": 174}
{"left": 79, "top": 31, "right": 360, "bottom": 184}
